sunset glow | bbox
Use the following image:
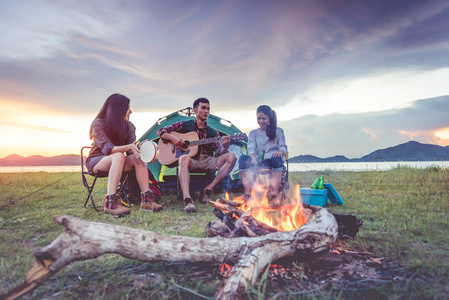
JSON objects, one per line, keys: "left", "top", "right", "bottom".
{"left": 435, "top": 128, "right": 449, "bottom": 140}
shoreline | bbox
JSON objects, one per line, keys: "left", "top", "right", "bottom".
{"left": 1, "top": 161, "right": 448, "bottom": 173}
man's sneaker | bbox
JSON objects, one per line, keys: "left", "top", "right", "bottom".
{"left": 141, "top": 189, "right": 163, "bottom": 212}
{"left": 104, "top": 193, "right": 131, "bottom": 217}
{"left": 201, "top": 188, "right": 212, "bottom": 203}
{"left": 183, "top": 198, "right": 197, "bottom": 212}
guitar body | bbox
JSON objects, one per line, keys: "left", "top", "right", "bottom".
{"left": 157, "top": 131, "right": 247, "bottom": 167}
{"left": 158, "top": 132, "right": 199, "bottom": 167}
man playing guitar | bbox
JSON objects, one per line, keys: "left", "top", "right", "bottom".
{"left": 157, "top": 98, "right": 237, "bottom": 212}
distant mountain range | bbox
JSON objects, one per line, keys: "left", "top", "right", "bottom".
{"left": 1, "top": 141, "right": 449, "bottom": 166}
{"left": 289, "top": 141, "right": 449, "bottom": 163}
{"left": 0, "top": 154, "right": 81, "bottom": 166}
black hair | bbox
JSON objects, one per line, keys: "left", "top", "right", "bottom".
{"left": 193, "top": 97, "right": 210, "bottom": 109}
{"left": 257, "top": 105, "right": 277, "bottom": 140}
{"left": 89, "top": 93, "right": 131, "bottom": 145}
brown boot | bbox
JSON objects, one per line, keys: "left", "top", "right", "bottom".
{"left": 104, "top": 193, "right": 131, "bottom": 217}
{"left": 141, "top": 189, "right": 163, "bottom": 212}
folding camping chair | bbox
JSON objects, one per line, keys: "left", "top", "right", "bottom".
{"left": 81, "top": 146, "right": 130, "bottom": 211}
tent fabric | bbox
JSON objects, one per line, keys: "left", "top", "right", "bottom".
{"left": 139, "top": 107, "right": 247, "bottom": 191}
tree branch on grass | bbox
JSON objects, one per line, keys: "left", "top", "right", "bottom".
{"left": 2, "top": 206, "right": 337, "bottom": 300}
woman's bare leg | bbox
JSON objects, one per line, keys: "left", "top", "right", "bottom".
{"left": 124, "top": 155, "right": 150, "bottom": 192}
{"left": 93, "top": 153, "right": 126, "bottom": 194}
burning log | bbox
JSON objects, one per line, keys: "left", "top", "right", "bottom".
{"left": 208, "top": 196, "right": 362, "bottom": 241}
{"left": 1, "top": 206, "right": 338, "bottom": 300}
{"left": 210, "top": 200, "right": 279, "bottom": 237}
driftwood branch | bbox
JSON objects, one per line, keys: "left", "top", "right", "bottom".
{"left": 2, "top": 206, "right": 337, "bottom": 300}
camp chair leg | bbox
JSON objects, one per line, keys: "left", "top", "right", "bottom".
{"left": 83, "top": 175, "right": 102, "bottom": 211}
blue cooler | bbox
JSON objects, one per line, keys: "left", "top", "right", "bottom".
{"left": 300, "top": 183, "right": 344, "bottom": 207}
{"left": 300, "top": 188, "right": 328, "bottom": 207}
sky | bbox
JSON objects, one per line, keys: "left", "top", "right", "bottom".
{"left": 1, "top": 0, "right": 449, "bottom": 159}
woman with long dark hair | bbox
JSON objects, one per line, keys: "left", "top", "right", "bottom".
{"left": 238, "top": 105, "right": 287, "bottom": 206}
{"left": 86, "top": 93, "right": 163, "bottom": 217}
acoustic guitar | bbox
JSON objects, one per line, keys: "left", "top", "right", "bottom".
{"left": 158, "top": 131, "right": 247, "bottom": 167}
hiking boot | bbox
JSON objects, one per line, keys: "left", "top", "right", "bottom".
{"left": 141, "top": 189, "right": 163, "bottom": 212}
{"left": 183, "top": 198, "right": 197, "bottom": 213}
{"left": 104, "top": 193, "right": 131, "bottom": 217}
{"left": 201, "top": 188, "right": 212, "bottom": 203}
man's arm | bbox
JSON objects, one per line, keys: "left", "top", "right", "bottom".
{"left": 157, "top": 121, "right": 185, "bottom": 149}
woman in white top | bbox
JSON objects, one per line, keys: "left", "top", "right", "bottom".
{"left": 239, "top": 105, "right": 287, "bottom": 206}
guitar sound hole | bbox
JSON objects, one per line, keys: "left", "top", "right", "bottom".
{"left": 181, "top": 140, "right": 190, "bottom": 151}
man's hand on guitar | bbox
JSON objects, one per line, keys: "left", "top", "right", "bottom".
{"left": 221, "top": 136, "right": 231, "bottom": 148}
{"left": 170, "top": 134, "right": 185, "bottom": 149}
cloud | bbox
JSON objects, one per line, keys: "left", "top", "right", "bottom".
{"left": 281, "top": 96, "right": 449, "bottom": 158}
{"left": 2, "top": 0, "right": 449, "bottom": 114}
{"left": 2, "top": 122, "right": 70, "bottom": 134}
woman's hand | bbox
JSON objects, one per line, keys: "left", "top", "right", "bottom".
{"left": 272, "top": 150, "right": 285, "bottom": 157}
{"left": 130, "top": 141, "right": 141, "bottom": 158}
{"left": 250, "top": 154, "right": 258, "bottom": 165}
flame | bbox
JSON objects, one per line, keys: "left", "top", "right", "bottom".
{"left": 220, "top": 263, "right": 233, "bottom": 277}
{"left": 231, "top": 183, "right": 309, "bottom": 231}
{"left": 260, "top": 264, "right": 286, "bottom": 275}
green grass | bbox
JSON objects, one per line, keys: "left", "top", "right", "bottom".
{"left": 0, "top": 167, "right": 448, "bottom": 299}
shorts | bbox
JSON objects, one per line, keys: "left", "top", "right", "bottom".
{"left": 86, "top": 155, "right": 105, "bottom": 173}
{"left": 190, "top": 154, "right": 219, "bottom": 173}
{"left": 239, "top": 155, "right": 284, "bottom": 173}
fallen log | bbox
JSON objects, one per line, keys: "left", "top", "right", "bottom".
{"left": 1, "top": 206, "right": 338, "bottom": 300}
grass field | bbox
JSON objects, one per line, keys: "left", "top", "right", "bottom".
{"left": 0, "top": 167, "right": 448, "bottom": 299}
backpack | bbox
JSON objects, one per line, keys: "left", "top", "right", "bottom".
{"left": 118, "top": 169, "right": 161, "bottom": 205}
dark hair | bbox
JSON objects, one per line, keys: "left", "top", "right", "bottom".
{"left": 89, "top": 93, "right": 131, "bottom": 145}
{"left": 193, "top": 97, "right": 209, "bottom": 109}
{"left": 257, "top": 105, "right": 277, "bottom": 140}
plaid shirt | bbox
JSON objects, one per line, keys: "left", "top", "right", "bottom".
{"left": 157, "top": 119, "right": 222, "bottom": 157}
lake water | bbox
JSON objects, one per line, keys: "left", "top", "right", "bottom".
{"left": 0, "top": 166, "right": 81, "bottom": 173}
{"left": 1, "top": 161, "right": 448, "bottom": 173}
{"left": 288, "top": 161, "right": 449, "bottom": 172}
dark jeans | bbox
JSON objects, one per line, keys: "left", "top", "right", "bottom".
{"left": 238, "top": 155, "right": 284, "bottom": 173}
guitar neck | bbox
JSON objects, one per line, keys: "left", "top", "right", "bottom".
{"left": 190, "top": 136, "right": 221, "bottom": 146}
{"left": 189, "top": 134, "right": 246, "bottom": 146}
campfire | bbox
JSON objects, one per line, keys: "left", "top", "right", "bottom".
{"left": 206, "top": 184, "right": 311, "bottom": 238}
